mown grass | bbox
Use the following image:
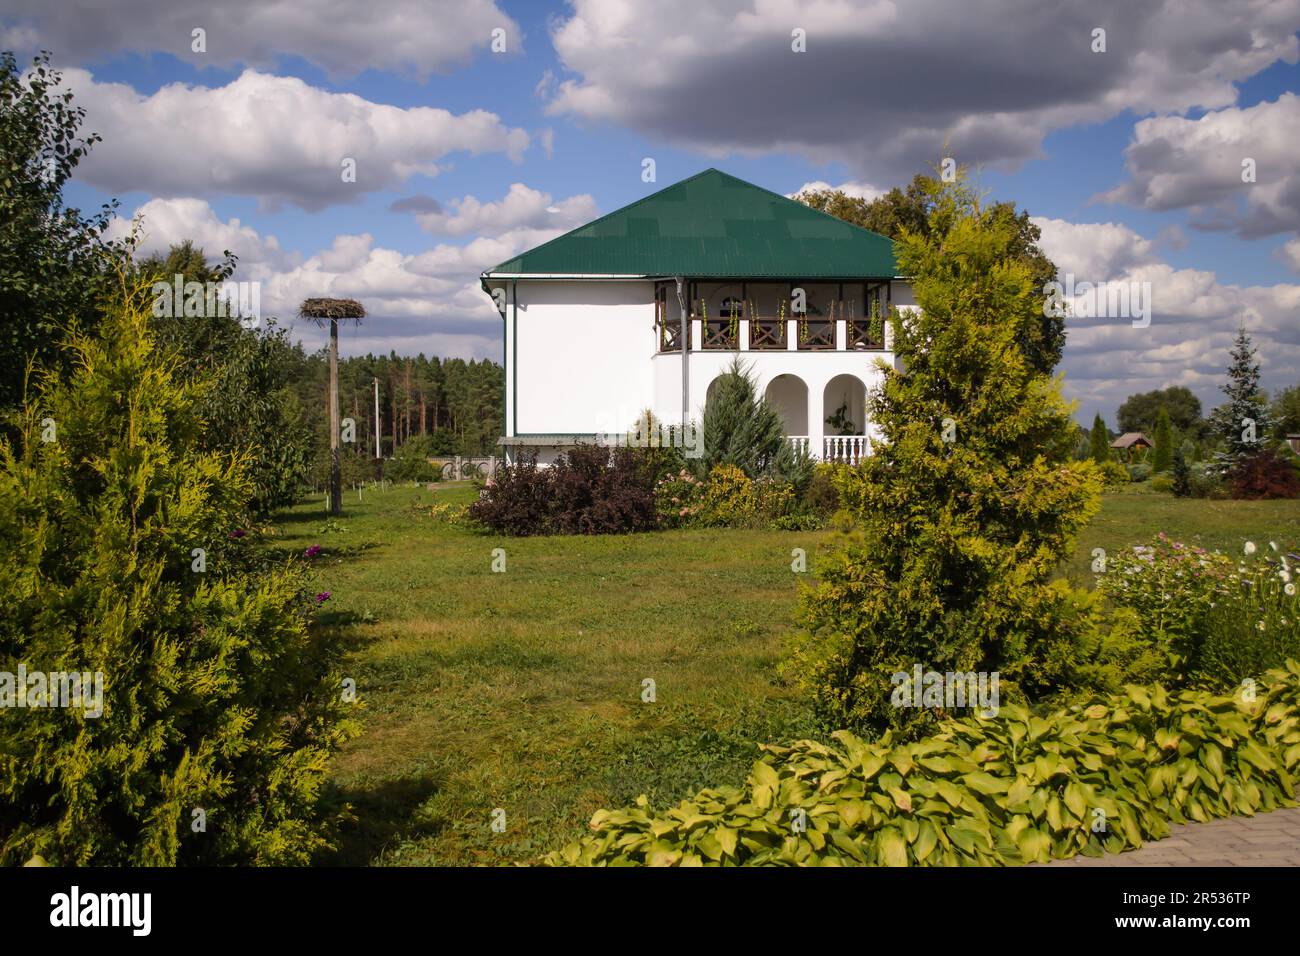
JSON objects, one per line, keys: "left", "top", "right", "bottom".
{"left": 273, "top": 483, "right": 1300, "bottom": 865}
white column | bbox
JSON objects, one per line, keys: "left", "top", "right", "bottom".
{"left": 808, "top": 376, "right": 825, "bottom": 461}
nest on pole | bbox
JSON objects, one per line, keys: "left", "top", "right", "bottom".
{"left": 298, "top": 297, "right": 366, "bottom": 323}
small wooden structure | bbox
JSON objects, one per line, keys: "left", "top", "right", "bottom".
{"left": 1110, "top": 431, "right": 1152, "bottom": 463}
{"left": 299, "top": 297, "right": 366, "bottom": 516}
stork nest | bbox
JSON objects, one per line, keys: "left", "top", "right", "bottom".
{"left": 298, "top": 297, "right": 366, "bottom": 322}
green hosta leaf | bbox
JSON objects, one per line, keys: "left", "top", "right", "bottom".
{"left": 913, "top": 820, "right": 939, "bottom": 861}
{"left": 877, "top": 827, "right": 908, "bottom": 867}
{"left": 889, "top": 787, "right": 914, "bottom": 813}
{"left": 963, "top": 772, "right": 1008, "bottom": 796}
{"left": 1017, "top": 827, "right": 1052, "bottom": 863}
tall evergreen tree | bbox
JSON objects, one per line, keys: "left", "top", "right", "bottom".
{"left": 701, "top": 359, "right": 788, "bottom": 478}
{"left": 1171, "top": 444, "right": 1192, "bottom": 497}
{"left": 0, "top": 278, "right": 355, "bottom": 864}
{"left": 793, "top": 175, "right": 1101, "bottom": 734}
{"left": 1089, "top": 413, "right": 1111, "bottom": 465}
{"left": 1209, "top": 326, "right": 1273, "bottom": 470}
{"left": 1152, "top": 407, "right": 1173, "bottom": 473}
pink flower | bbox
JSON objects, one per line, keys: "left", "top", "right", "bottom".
{"left": 228, "top": 529, "right": 246, "bottom": 539}
{"left": 304, "top": 545, "right": 322, "bottom": 558}
{"left": 315, "top": 592, "right": 331, "bottom": 604}
{"left": 679, "top": 508, "right": 688, "bottom": 517}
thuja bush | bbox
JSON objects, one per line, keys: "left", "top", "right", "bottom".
{"left": 791, "top": 175, "right": 1103, "bottom": 735}
{"left": 0, "top": 283, "right": 357, "bottom": 865}
{"left": 545, "top": 662, "right": 1300, "bottom": 866}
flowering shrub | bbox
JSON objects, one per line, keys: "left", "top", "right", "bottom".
{"left": 654, "top": 469, "right": 707, "bottom": 528}
{"left": 1102, "top": 535, "right": 1300, "bottom": 687}
{"left": 1100, "top": 534, "right": 1234, "bottom": 666}
{"left": 1197, "top": 543, "right": 1300, "bottom": 684}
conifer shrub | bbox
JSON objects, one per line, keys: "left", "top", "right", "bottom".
{"left": 791, "top": 177, "right": 1103, "bottom": 735}
{"left": 545, "top": 662, "right": 1300, "bottom": 866}
{"left": 1151, "top": 408, "right": 1173, "bottom": 473}
{"left": 0, "top": 283, "right": 357, "bottom": 865}
{"left": 1171, "top": 446, "right": 1192, "bottom": 497}
{"left": 1098, "top": 459, "right": 1131, "bottom": 487}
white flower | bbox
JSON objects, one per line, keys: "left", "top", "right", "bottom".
{"left": 1244, "top": 541, "right": 1256, "bottom": 555}
{"left": 1281, "top": 570, "right": 1292, "bottom": 584}
{"left": 1287, "top": 583, "right": 1297, "bottom": 597}
{"left": 1257, "top": 621, "right": 1266, "bottom": 632}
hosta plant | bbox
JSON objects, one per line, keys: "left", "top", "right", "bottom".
{"left": 545, "top": 662, "right": 1300, "bottom": 866}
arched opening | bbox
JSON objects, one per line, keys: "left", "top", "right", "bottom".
{"left": 764, "top": 374, "right": 809, "bottom": 438}
{"left": 822, "top": 374, "right": 867, "bottom": 437}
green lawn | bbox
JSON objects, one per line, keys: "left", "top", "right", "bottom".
{"left": 275, "top": 484, "right": 1300, "bottom": 865}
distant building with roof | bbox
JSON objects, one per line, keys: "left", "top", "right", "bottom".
{"left": 480, "top": 168, "right": 911, "bottom": 464}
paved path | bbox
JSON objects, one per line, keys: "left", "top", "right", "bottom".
{"left": 1047, "top": 806, "right": 1300, "bottom": 866}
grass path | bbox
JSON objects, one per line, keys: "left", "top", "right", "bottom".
{"left": 273, "top": 484, "right": 1300, "bottom": 865}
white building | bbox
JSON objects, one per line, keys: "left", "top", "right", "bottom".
{"left": 480, "top": 169, "right": 912, "bottom": 463}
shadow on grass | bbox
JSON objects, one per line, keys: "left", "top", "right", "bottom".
{"left": 317, "top": 772, "right": 447, "bottom": 866}
{"left": 262, "top": 540, "right": 381, "bottom": 568}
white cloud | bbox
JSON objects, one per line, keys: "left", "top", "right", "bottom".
{"left": 107, "top": 190, "right": 596, "bottom": 359}
{"left": 790, "top": 180, "right": 884, "bottom": 202}
{"left": 2, "top": 0, "right": 517, "bottom": 79}
{"left": 544, "top": 0, "right": 1300, "bottom": 182}
{"left": 1033, "top": 218, "right": 1158, "bottom": 281}
{"left": 66, "top": 68, "right": 530, "bottom": 210}
{"left": 105, "top": 197, "right": 294, "bottom": 270}
{"left": 1037, "top": 217, "right": 1300, "bottom": 423}
{"left": 1280, "top": 238, "right": 1300, "bottom": 274}
{"left": 396, "top": 183, "right": 598, "bottom": 236}
{"left": 1098, "top": 93, "right": 1300, "bottom": 239}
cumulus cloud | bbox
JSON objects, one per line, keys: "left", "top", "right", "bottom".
{"left": 1035, "top": 217, "right": 1300, "bottom": 423}
{"left": 1, "top": 0, "right": 517, "bottom": 79}
{"left": 65, "top": 69, "right": 530, "bottom": 210}
{"left": 392, "top": 182, "right": 598, "bottom": 236}
{"left": 105, "top": 196, "right": 295, "bottom": 270}
{"left": 107, "top": 189, "right": 597, "bottom": 358}
{"left": 790, "top": 180, "right": 884, "bottom": 201}
{"left": 544, "top": 0, "right": 1300, "bottom": 183}
{"left": 1097, "top": 93, "right": 1300, "bottom": 241}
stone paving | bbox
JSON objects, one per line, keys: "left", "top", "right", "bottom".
{"left": 1047, "top": 805, "right": 1300, "bottom": 866}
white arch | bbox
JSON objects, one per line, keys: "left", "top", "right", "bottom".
{"left": 764, "top": 374, "right": 810, "bottom": 437}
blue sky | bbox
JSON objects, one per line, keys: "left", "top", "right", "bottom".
{"left": 6, "top": 0, "right": 1300, "bottom": 426}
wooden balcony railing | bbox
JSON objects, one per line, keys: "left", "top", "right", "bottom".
{"left": 748, "top": 318, "right": 786, "bottom": 350}
{"left": 655, "top": 294, "right": 889, "bottom": 353}
{"left": 700, "top": 318, "right": 739, "bottom": 350}
{"left": 798, "top": 318, "right": 836, "bottom": 350}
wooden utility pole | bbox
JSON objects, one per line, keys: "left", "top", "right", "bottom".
{"left": 298, "top": 297, "right": 366, "bottom": 515}
{"left": 329, "top": 318, "right": 340, "bottom": 513}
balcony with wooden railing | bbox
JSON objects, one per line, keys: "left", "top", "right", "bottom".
{"left": 655, "top": 287, "right": 889, "bottom": 354}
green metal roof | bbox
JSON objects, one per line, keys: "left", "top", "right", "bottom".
{"left": 483, "top": 168, "right": 897, "bottom": 279}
